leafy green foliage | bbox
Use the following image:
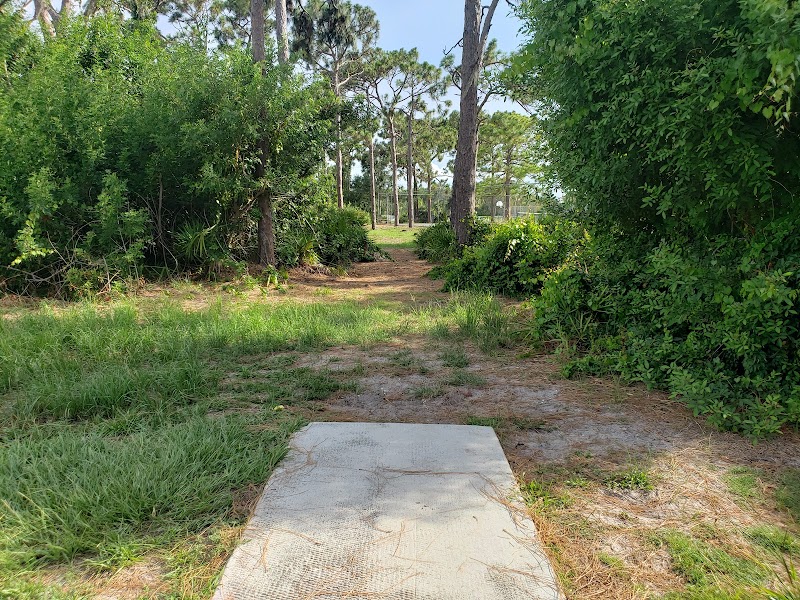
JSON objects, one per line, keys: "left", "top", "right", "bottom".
{"left": 0, "top": 16, "right": 337, "bottom": 295}
{"left": 506, "top": 0, "right": 800, "bottom": 438}
{"left": 526, "top": 226, "right": 800, "bottom": 438}
{"left": 435, "top": 216, "right": 586, "bottom": 299}
{"left": 512, "top": 0, "right": 800, "bottom": 236}
{"left": 414, "top": 221, "right": 457, "bottom": 262}
{"left": 313, "top": 206, "right": 386, "bottom": 266}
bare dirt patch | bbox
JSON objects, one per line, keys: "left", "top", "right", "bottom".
{"left": 284, "top": 336, "right": 800, "bottom": 598}
{"left": 285, "top": 248, "right": 444, "bottom": 304}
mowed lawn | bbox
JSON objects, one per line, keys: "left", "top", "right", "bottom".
{"left": 368, "top": 224, "right": 419, "bottom": 250}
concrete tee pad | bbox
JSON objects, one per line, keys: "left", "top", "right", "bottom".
{"left": 213, "top": 422, "right": 561, "bottom": 599}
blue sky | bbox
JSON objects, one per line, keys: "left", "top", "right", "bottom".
{"left": 357, "top": 1, "right": 525, "bottom": 112}
{"left": 356, "top": 1, "right": 525, "bottom": 67}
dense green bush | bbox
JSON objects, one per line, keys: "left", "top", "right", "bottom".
{"left": 313, "top": 206, "right": 386, "bottom": 266}
{"left": 435, "top": 217, "right": 586, "bottom": 299}
{"left": 0, "top": 16, "right": 339, "bottom": 295}
{"left": 414, "top": 222, "right": 457, "bottom": 262}
{"left": 528, "top": 224, "right": 800, "bottom": 439}
{"left": 501, "top": 0, "right": 800, "bottom": 438}
{"left": 512, "top": 0, "right": 800, "bottom": 237}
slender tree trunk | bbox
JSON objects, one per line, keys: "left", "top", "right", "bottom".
{"left": 450, "top": 1, "right": 481, "bottom": 245}
{"left": 369, "top": 136, "right": 377, "bottom": 230}
{"left": 258, "top": 184, "right": 276, "bottom": 266}
{"left": 388, "top": 119, "right": 400, "bottom": 227}
{"left": 450, "top": 0, "right": 499, "bottom": 246}
{"left": 333, "top": 76, "right": 345, "bottom": 208}
{"left": 33, "top": 0, "right": 56, "bottom": 37}
{"left": 413, "top": 169, "right": 419, "bottom": 219}
{"left": 426, "top": 167, "right": 433, "bottom": 223}
{"left": 61, "top": 0, "right": 74, "bottom": 19}
{"left": 275, "top": 0, "right": 289, "bottom": 64}
{"left": 406, "top": 107, "right": 414, "bottom": 228}
{"left": 504, "top": 152, "right": 512, "bottom": 220}
{"left": 252, "top": 0, "right": 275, "bottom": 265}
{"left": 335, "top": 115, "right": 344, "bottom": 208}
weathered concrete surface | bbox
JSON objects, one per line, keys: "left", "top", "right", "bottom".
{"left": 212, "top": 422, "right": 561, "bottom": 599}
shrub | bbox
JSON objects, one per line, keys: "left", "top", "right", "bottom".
{"left": 437, "top": 216, "right": 586, "bottom": 299}
{"left": 529, "top": 220, "right": 800, "bottom": 439}
{"left": 313, "top": 206, "right": 386, "bottom": 267}
{"left": 0, "top": 16, "right": 335, "bottom": 294}
{"left": 415, "top": 222, "right": 456, "bottom": 262}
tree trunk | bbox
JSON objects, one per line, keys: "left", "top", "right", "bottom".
{"left": 450, "top": 1, "right": 481, "bottom": 245}
{"left": 33, "top": 0, "right": 56, "bottom": 37}
{"left": 369, "top": 136, "right": 377, "bottom": 230}
{"left": 504, "top": 151, "right": 512, "bottom": 220}
{"left": 450, "top": 0, "right": 499, "bottom": 246}
{"left": 258, "top": 184, "right": 276, "bottom": 266}
{"left": 275, "top": 0, "right": 289, "bottom": 64}
{"left": 252, "top": 0, "right": 275, "bottom": 265}
{"left": 406, "top": 107, "right": 415, "bottom": 228}
{"left": 333, "top": 74, "right": 344, "bottom": 209}
{"left": 335, "top": 115, "right": 344, "bottom": 208}
{"left": 388, "top": 118, "right": 400, "bottom": 227}
{"left": 426, "top": 167, "right": 433, "bottom": 223}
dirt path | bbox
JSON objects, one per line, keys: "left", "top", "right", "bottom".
{"left": 286, "top": 248, "right": 445, "bottom": 303}
{"left": 287, "top": 247, "right": 800, "bottom": 599}
{"left": 64, "top": 245, "right": 800, "bottom": 600}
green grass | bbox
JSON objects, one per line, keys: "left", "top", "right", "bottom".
{"left": 605, "top": 467, "right": 654, "bottom": 492}
{"left": 520, "top": 480, "right": 573, "bottom": 510}
{"left": 0, "top": 300, "right": 405, "bottom": 424}
{"left": 465, "top": 415, "right": 551, "bottom": 431}
{"left": 0, "top": 288, "right": 519, "bottom": 593}
{"left": 443, "top": 369, "right": 486, "bottom": 387}
{"left": 411, "top": 385, "right": 444, "bottom": 400}
{"left": 658, "top": 529, "right": 767, "bottom": 594}
{"left": 439, "top": 347, "right": 469, "bottom": 368}
{"left": 0, "top": 414, "right": 299, "bottom": 564}
{"left": 367, "top": 225, "right": 417, "bottom": 250}
{"left": 745, "top": 526, "right": 800, "bottom": 557}
{"left": 465, "top": 415, "right": 505, "bottom": 428}
{"left": 777, "top": 469, "right": 800, "bottom": 522}
{"left": 723, "top": 467, "right": 763, "bottom": 502}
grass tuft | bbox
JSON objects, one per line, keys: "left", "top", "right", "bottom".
{"left": 0, "top": 414, "right": 301, "bottom": 565}
{"left": 605, "top": 467, "right": 654, "bottom": 492}
{"left": 658, "top": 529, "right": 766, "bottom": 590}
{"left": 723, "top": 467, "right": 763, "bottom": 502}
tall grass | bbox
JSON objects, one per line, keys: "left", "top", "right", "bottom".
{"left": 0, "top": 290, "right": 516, "bottom": 585}
{"left": 0, "top": 415, "right": 298, "bottom": 564}
{"left": 0, "top": 300, "right": 403, "bottom": 422}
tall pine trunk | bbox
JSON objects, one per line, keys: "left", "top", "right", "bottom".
{"left": 335, "top": 114, "right": 344, "bottom": 208}
{"left": 426, "top": 166, "right": 433, "bottom": 223}
{"left": 504, "top": 150, "right": 512, "bottom": 220}
{"left": 252, "top": 0, "right": 275, "bottom": 265}
{"left": 275, "top": 0, "right": 289, "bottom": 64}
{"left": 450, "top": 0, "right": 499, "bottom": 245}
{"left": 388, "top": 118, "right": 400, "bottom": 226}
{"left": 333, "top": 75, "right": 344, "bottom": 208}
{"left": 406, "top": 106, "right": 415, "bottom": 228}
{"left": 369, "top": 136, "right": 377, "bottom": 230}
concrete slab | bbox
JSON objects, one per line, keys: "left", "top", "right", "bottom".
{"left": 213, "top": 422, "right": 561, "bottom": 599}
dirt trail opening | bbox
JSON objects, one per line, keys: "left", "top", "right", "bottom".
{"left": 286, "top": 247, "right": 445, "bottom": 304}
{"left": 285, "top": 245, "right": 800, "bottom": 600}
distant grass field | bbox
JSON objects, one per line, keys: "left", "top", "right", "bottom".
{"left": 368, "top": 224, "right": 419, "bottom": 250}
